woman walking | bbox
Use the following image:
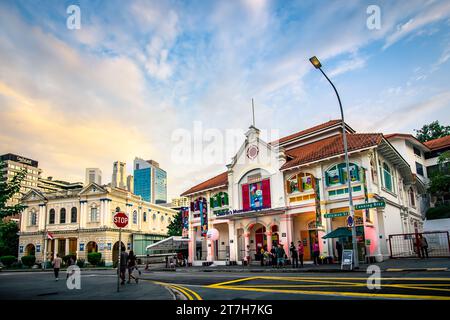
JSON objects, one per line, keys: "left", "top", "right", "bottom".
{"left": 312, "top": 240, "right": 320, "bottom": 266}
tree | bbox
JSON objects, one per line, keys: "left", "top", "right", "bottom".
{"left": 167, "top": 210, "right": 183, "bottom": 236}
{"left": 414, "top": 121, "right": 450, "bottom": 143}
{"left": 428, "top": 151, "right": 450, "bottom": 199}
{"left": 0, "top": 161, "right": 27, "bottom": 219}
{"left": 0, "top": 220, "right": 19, "bottom": 257}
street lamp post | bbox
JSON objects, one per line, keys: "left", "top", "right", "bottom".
{"left": 309, "top": 56, "right": 359, "bottom": 268}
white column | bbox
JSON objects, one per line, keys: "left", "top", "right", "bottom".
{"left": 79, "top": 202, "right": 86, "bottom": 228}
{"left": 188, "top": 226, "right": 195, "bottom": 263}
{"left": 53, "top": 239, "right": 57, "bottom": 259}
{"left": 244, "top": 232, "right": 250, "bottom": 263}
{"left": 20, "top": 208, "right": 27, "bottom": 231}
{"left": 38, "top": 205, "right": 46, "bottom": 230}
{"left": 228, "top": 220, "right": 236, "bottom": 262}
{"left": 65, "top": 238, "right": 70, "bottom": 255}
{"left": 371, "top": 208, "right": 383, "bottom": 262}
{"left": 100, "top": 200, "right": 105, "bottom": 226}
{"left": 106, "top": 200, "right": 111, "bottom": 227}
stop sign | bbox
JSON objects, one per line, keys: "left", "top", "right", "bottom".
{"left": 113, "top": 212, "right": 128, "bottom": 228}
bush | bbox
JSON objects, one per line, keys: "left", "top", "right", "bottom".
{"left": 11, "top": 261, "right": 22, "bottom": 269}
{"left": 63, "top": 254, "right": 77, "bottom": 266}
{"left": 97, "top": 259, "right": 105, "bottom": 267}
{"left": 21, "top": 255, "right": 36, "bottom": 267}
{"left": 0, "top": 255, "right": 17, "bottom": 267}
{"left": 426, "top": 205, "right": 450, "bottom": 220}
{"left": 76, "top": 259, "right": 85, "bottom": 268}
{"left": 87, "top": 252, "right": 102, "bottom": 266}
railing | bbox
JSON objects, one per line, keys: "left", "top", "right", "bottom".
{"left": 389, "top": 231, "right": 450, "bottom": 258}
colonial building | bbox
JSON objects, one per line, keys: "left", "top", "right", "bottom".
{"left": 181, "top": 120, "right": 425, "bottom": 265}
{"left": 18, "top": 182, "right": 177, "bottom": 266}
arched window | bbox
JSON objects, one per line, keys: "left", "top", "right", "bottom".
{"left": 325, "top": 163, "right": 360, "bottom": 186}
{"left": 153, "top": 213, "right": 156, "bottom": 220}
{"left": 383, "top": 163, "right": 393, "bottom": 192}
{"left": 133, "top": 211, "right": 137, "bottom": 224}
{"left": 115, "top": 207, "right": 121, "bottom": 213}
{"left": 49, "top": 209, "right": 55, "bottom": 224}
{"left": 143, "top": 212, "right": 147, "bottom": 222}
{"left": 71, "top": 207, "right": 77, "bottom": 223}
{"left": 409, "top": 188, "right": 415, "bottom": 207}
{"left": 210, "top": 192, "right": 229, "bottom": 209}
{"left": 60, "top": 208, "right": 66, "bottom": 223}
{"left": 30, "top": 209, "right": 37, "bottom": 226}
{"left": 286, "top": 172, "right": 315, "bottom": 193}
{"left": 161, "top": 215, "right": 164, "bottom": 222}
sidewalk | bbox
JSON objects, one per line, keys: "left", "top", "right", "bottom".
{"left": 150, "top": 258, "right": 450, "bottom": 273}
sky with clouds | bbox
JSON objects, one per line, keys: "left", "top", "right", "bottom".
{"left": 0, "top": 0, "right": 449, "bottom": 201}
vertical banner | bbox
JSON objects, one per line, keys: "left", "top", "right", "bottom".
{"left": 181, "top": 207, "right": 189, "bottom": 238}
{"left": 314, "top": 177, "right": 322, "bottom": 227}
{"left": 200, "top": 199, "right": 208, "bottom": 237}
{"left": 250, "top": 181, "right": 263, "bottom": 209}
{"left": 360, "top": 167, "right": 371, "bottom": 222}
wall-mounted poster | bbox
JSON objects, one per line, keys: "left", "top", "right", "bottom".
{"left": 79, "top": 243, "right": 85, "bottom": 251}
{"left": 181, "top": 207, "right": 189, "bottom": 238}
{"left": 249, "top": 181, "right": 263, "bottom": 209}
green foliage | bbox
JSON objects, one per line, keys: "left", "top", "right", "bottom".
{"left": 167, "top": 210, "right": 182, "bottom": 236}
{"left": 0, "top": 255, "right": 16, "bottom": 267}
{"left": 87, "top": 252, "right": 102, "bottom": 266}
{"left": 428, "top": 151, "right": 450, "bottom": 195}
{"left": 0, "top": 161, "right": 27, "bottom": 219}
{"left": 21, "top": 255, "right": 36, "bottom": 267}
{"left": 76, "top": 258, "right": 85, "bottom": 268}
{"left": 414, "top": 121, "right": 450, "bottom": 143}
{"left": 10, "top": 261, "right": 22, "bottom": 269}
{"left": 62, "top": 254, "right": 76, "bottom": 265}
{"left": 0, "top": 221, "right": 19, "bottom": 257}
{"left": 426, "top": 205, "right": 450, "bottom": 220}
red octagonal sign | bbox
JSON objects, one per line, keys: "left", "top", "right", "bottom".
{"left": 113, "top": 212, "right": 128, "bottom": 228}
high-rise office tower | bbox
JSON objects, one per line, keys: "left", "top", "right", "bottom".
{"left": 111, "top": 161, "right": 127, "bottom": 189}
{"left": 85, "top": 168, "right": 102, "bottom": 185}
{"left": 133, "top": 158, "right": 167, "bottom": 204}
{"left": 127, "top": 175, "right": 134, "bottom": 193}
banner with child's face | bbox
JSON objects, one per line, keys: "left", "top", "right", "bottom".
{"left": 249, "top": 181, "right": 263, "bottom": 210}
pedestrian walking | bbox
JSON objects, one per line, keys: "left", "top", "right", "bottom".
{"left": 127, "top": 250, "right": 138, "bottom": 284}
{"left": 419, "top": 235, "right": 429, "bottom": 259}
{"left": 290, "top": 242, "right": 298, "bottom": 268}
{"left": 260, "top": 247, "right": 265, "bottom": 266}
{"left": 336, "top": 240, "right": 343, "bottom": 263}
{"left": 119, "top": 249, "right": 129, "bottom": 285}
{"left": 270, "top": 245, "right": 277, "bottom": 267}
{"left": 276, "top": 243, "right": 286, "bottom": 268}
{"left": 52, "top": 254, "right": 62, "bottom": 281}
{"left": 312, "top": 240, "right": 320, "bottom": 265}
{"left": 297, "top": 240, "right": 304, "bottom": 268}
{"left": 66, "top": 255, "right": 75, "bottom": 279}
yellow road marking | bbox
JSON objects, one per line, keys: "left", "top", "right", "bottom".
{"left": 390, "top": 284, "right": 450, "bottom": 293}
{"left": 152, "top": 281, "right": 202, "bottom": 300}
{"left": 208, "top": 276, "right": 259, "bottom": 288}
{"left": 252, "top": 276, "right": 450, "bottom": 281}
{"left": 209, "top": 285, "right": 450, "bottom": 300}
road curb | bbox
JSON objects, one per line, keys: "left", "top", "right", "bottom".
{"left": 152, "top": 267, "right": 449, "bottom": 273}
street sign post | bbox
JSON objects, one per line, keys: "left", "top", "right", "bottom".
{"left": 355, "top": 201, "right": 385, "bottom": 210}
{"left": 113, "top": 212, "right": 128, "bottom": 292}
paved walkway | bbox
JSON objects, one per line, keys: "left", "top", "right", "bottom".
{"left": 150, "top": 258, "right": 450, "bottom": 273}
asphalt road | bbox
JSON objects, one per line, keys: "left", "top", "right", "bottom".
{"left": 142, "top": 270, "right": 450, "bottom": 300}
{"left": 1, "top": 269, "right": 449, "bottom": 300}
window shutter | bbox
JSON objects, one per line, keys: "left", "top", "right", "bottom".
{"left": 286, "top": 180, "right": 291, "bottom": 194}
{"left": 262, "top": 179, "right": 272, "bottom": 208}
{"left": 224, "top": 193, "right": 229, "bottom": 206}
{"left": 311, "top": 175, "right": 316, "bottom": 190}
{"left": 242, "top": 184, "right": 250, "bottom": 210}
{"left": 190, "top": 202, "right": 194, "bottom": 212}
{"left": 325, "top": 171, "right": 330, "bottom": 186}
{"left": 339, "top": 166, "right": 345, "bottom": 184}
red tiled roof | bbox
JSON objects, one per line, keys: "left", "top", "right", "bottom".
{"left": 384, "top": 133, "right": 430, "bottom": 150}
{"left": 281, "top": 133, "right": 383, "bottom": 170}
{"left": 180, "top": 172, "right": 228, "bottom": 196}
{"left": 424, "top": 135, "right": 450, "bottom": 150}
{"left": 276, "top": 119, "right": 342, "bottom": 144}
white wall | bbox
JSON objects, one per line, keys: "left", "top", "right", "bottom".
{"left": 424, "top": 218, "right": 450, "bottom": 232}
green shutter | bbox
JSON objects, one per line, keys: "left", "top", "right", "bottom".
{"left": 224, "top": 193, "right": 229, "bottom": 206}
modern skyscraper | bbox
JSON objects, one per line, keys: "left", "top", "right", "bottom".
{"left": 85, "top": 168, "right": 102, "bottom": 185}
{"left": 111, "top": 161, "right": 126, "bottom": 189}
{"left": 133, "top": 158, "right": 167, "bottom": 204}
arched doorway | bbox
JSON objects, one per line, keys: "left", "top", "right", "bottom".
{"left": 112, "top": 241, "right": 126, "bottom": 263}
{"left": 25, "top": 244, "right": 35, "bottom": 256}
{"left": 270, "top": 225, "right": 280, "bottom": 247}
{"left": 248, "top": 223, "right": 266, "bottom": 261}
{"left": 86, "top": 241, "right": 98, "bottom": 253}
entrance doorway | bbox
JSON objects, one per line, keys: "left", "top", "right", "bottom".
{"left": 112, "top": 241, "right": 126, "bottom": 263}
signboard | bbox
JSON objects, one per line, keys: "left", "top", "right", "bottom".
{"left": 19, "top": 246, "right": 23, "bottom": 254}
{"left": 181, "top": 207, "right": 189, "bottom": 238}
{"left": 347, "top": 216, "right": 354, "bottom": 227}
{"left": 324, "top": 212, "right": 349, "bottom": 218}
{"left": 79, "top": 243, "right": 85, "bottom": 251}
{"left": 341, "top": 249, "right": 353, "bottom": 270}
{"left": 355, "top": 201, "right": 385, "bottom": 210}
{"left": 113, "top": 212, "right": 128, "bottom": 228}
{"left": 36, "top": 244, "right": 41, "bottom": 253}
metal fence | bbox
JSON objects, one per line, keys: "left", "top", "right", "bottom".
{"left": 389, "top": 231, "right": 450, "bottom": 258}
